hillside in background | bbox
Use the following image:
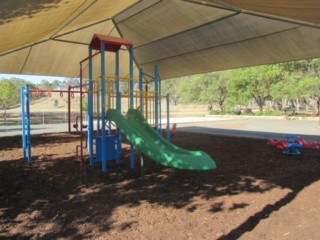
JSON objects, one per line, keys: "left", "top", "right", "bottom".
{"left": 0, "top": 94, "right": 210, "bottom": 126}
{"left": 1, "top": 58, "right": 319, "bottom": 126}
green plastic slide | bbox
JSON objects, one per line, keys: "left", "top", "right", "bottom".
{"left": 106, "top": 108, "right": 216, "bottom": 170}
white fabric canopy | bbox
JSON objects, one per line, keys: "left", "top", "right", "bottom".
{"left": 1, "top": 0, "right": 320, "bottom": 80}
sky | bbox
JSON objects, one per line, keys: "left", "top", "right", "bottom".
{"left": 0, "top": 73, "right": 66, "bottom": 84}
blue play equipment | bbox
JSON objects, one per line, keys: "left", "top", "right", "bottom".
{"left": 20, "top": 34, "right": 216, "bottom": 172}
{"left": 19, "top": 35, "right": 172, "bottom": 169}
{"left": 20, "top": 85, "right": 32, "bottom": 164}
{"left": 268, "top": 134, "right": 320, "bottom": 155}
{"left": 282, "top": 135, "right": 303, "bottom": 155}
{"left": 76, "top": 34, "right": 172, "bottom": 172}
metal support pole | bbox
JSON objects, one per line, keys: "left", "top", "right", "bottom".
{"left": 118, "top": 91, "right": 122, "bottom": 156}
{"left": 26, "top": 85, "right": 32, "bottom": 164}
{"left": 115, "top": 49, "right": 121, "bottom": 165}
{"left": 20, "top": 87, "right": 26, "bottom": 160}
{"left": 129, "top": 47, "right": 134, "bottom": 109}
{"left": 101, "top": 41, "right": 107, "bottom": 172}
{"left": 138, "top": 68, "right": 145, "bottom": 173}
{"left": 159, "top": 75, "right": 162, "bottom": 133}
{"left": 129, "top": 46, "right": 135, "bottom": 169}
{"left": 139, "top": 68, "right": 143, "bottom": 114}
{"left": 79, "top": 64, "right": 84, "bottom": 168}
{"left": 88, "top": 47, "right": 94, "bottom": 166}
{"left": 96, "top": 79, "right": 101, "bottom": 136}
{"left": 154, "top": 65, "right": 159, "bottom": 133}
{"left": 145, "top": 83, "right": 149, "bottom": 121}
{"left": 67, "top": 84, "right": 71, "bottom": 133}
{"left": 166, "top": 94, "right": 170, "bottom": 142}
{"left": 115, "top": 50, "right": 120, "bottom": 111}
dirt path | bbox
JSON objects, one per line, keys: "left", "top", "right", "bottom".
{"left": 0, "top": 132, "right": 319, "bottom": 239}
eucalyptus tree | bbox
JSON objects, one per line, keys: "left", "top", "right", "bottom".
{"left": 179, "top": 72, "right": 229, "bottom": 111}
{"left": 227, "top": 65, "right": 283, "bottom": 112}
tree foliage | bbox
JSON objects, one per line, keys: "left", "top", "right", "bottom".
{"left": 161, "top": 77, "right": 184, "bottom": 105}
{"left": 0, "top": 58, "right": 319, "bottom": 115}
{"left": 199, "top": 72, "right": 229, "bottom": 111}
{"left": 0, "top": 80, "right": 18, "bottom": 110}
{"left": 0, "top": 77, "right": 80, "bottom": 109}
{"left": 179, "top": 73, "right": 229, "bottom": 110}
{"left": 163, "top": 58, "right": 320, "bottom": 114}
{"left": 227, "top": 65, "right": 283, "bottom": 111}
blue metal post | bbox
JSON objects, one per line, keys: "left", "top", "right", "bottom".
{"left": 129, "top": 47, "right": 134, "bottom": 108}
{"left": 139, "top": 68, "right": 143, "bottom": 114}
{"left": 96, "top": 95, "right": 100, "bottom": 136}
{"left": 116, "top": 51, "right": 123, "bottom": 157}
{"left": 20, "top": 87, "right": 26, "bottom": 160}
{"left": 101, "top": 42, "right": 107, "bottom": 172}
{"left": 26, "top": 85, "right": 32, "bottom": 164}
{"left": 88, "top": 47, "right": 94, "bottom": 166}
{"left": 115, "top": 50, "right": 121, "bottom": 114}
{"left": 166, "top": 94, "right": 170, "bottom": 142}
{"left": 115, "top": 50, "right": 121, "bottom": 164}
{"left": 159, "top": 74, "right": 162, "bottom": 134}
{"left": 117, "top": 91, "right": 122, "bottom": 157}
{"left": 96, "top": 63, "right": 100, "bottom": 136}
{"left": 129, "top": 46, "right": 135, "bottom": 169}
{"left": 115, "top": 50, "right": 120, "bottom": 111}
{"left": 154, "top": 65, "right": 159, "bottom": 133}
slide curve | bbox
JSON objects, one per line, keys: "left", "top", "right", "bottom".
{"left": 106, "top": 108, "right": 216, "bottom": 170}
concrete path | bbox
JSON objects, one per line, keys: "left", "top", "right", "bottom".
{"left": 177, "top": 118, "right": 320, "bottom": 142}
{"left": 1, "top": 117, "right": 319, "bottom": 142}
{"left": 0, "top": 124, "right": 68, "bottom": 137}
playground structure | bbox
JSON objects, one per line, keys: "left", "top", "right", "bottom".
{"left": 267, "top": 135, "right": 319, "bottom": 155}
{"left": 78, "top": 34, "right": 215, "bottom": 171}
{"left": 76, "top": 34, "right": 169, "bottom": 171}
{"left": 19, "top": 68, "right": 170, "bottom": 168}
{"left": 20, "top": 85, "right": 89, "bottom": 164}
{"left": 21, "top": 34, "right": 216, "bottom": 172}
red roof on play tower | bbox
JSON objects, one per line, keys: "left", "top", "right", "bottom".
{"left": 89, "top": 34, "right": 133, "bottom": 52}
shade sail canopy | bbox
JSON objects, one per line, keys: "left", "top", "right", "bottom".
{"left": 1, "top": 0, "right": 320, "bottom": 80}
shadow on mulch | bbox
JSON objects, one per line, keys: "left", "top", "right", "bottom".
{"left": 0, "top": 132, "right": 319, "bottom": 239}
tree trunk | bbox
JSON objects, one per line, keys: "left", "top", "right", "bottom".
{"left": 272, "top": 100, "right": 281, "bottom": 110}
{"left": 218, "top": 100, "right": 224, "bottom": 111}
{"left": 253, "top": 96, "right": 264, "bottom": 112}
{"left": 171, "top": 95, "right": 179, "bottom": 106}
{"left": 290, "top": 100, "right": 296, "bottom": 114}
{"left": 295, "top": 98, "right": 300, "bottom": 113}
{"left": 4, "top": 106, "right": 7, "bottom": 126}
